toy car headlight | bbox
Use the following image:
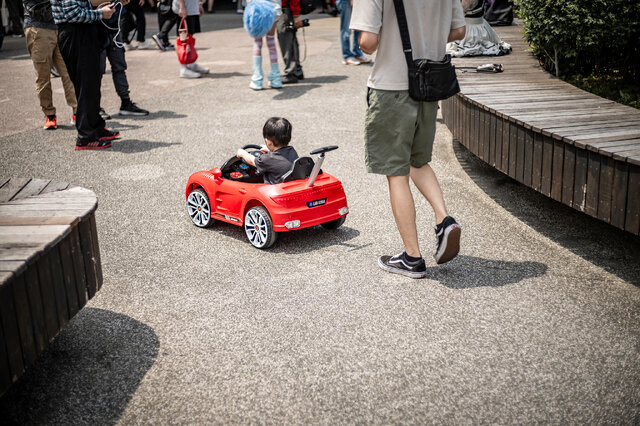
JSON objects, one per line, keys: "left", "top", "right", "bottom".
{"left": 338, "top": 207, "right": 349, "bottom": 216}
{"left": 285, "top": 220, "right": 301, "bottom": 229}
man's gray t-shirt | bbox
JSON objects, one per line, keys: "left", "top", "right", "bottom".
{"left": 255, "top": 146, "right": 299, "bottom": 184}
{"left": 350, "top": 0, "right": 465, "bottom": 90}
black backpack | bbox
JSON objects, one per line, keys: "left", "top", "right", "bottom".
{"left": 299, "top": 0, "right": 315, "bottom": 15}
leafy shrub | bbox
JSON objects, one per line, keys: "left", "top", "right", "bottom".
{"left": 514, "top": 0, "right": 640, "bottom": 83}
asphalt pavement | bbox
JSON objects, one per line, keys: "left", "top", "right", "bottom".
{"left": 0, "top": 12, "right": 639, "bottom": 424}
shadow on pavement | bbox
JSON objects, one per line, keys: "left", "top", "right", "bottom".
{"left": 273, "top": 75, "right": 347, "bottom": 100}
{"left": 111, "top": 140, "right": 182, "bottom": 153}
{"left": 426, "top": 255, "right": 548, "bottom": 289}
{"left": 207, "top": 221, "right": 363, "bottom": 254}
{"left": 113, "top": 110, "right": 189, "bottom": 122}
{"left": 0, "top": 308, "right": 159, "bottom": 425}
{"left": 205, "top": 71, "right": 248, "bottom": 79}
{"left": 452, "top": 140, "right": 640, "bottom": 287}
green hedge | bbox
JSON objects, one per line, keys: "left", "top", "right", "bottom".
{"left": 514, "top": 0, "right": 640, "bottom": 84}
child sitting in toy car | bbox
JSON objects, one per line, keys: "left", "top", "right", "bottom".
{"left": 236, "top": 117, "right": 299, "bottom": 184}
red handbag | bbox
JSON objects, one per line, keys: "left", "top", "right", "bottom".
{"left": 176, "top": 18, "right": 198, "bottom": 65}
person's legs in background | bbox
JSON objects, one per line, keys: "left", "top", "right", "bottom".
{"left": 25, "top": 26, "right": 57, "bottom": 128}
{"left": 276, "top": 9, "right": 303, "bottom": 83}
{"left": 153, "top": 8, "right": 177, "bottom": 50}
{"left": 50, "top": 34, "right": 77, "bottom": 124}
{"left": 265, "top": 25, "right": 281, "bottom": 89}
{"left": 250, "top": 37, "right": 263, "bottom": 90}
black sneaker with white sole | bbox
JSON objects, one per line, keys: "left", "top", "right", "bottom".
{"left": 434, "top": 216, "right": 461, "bottom": 264}
{"left": 119, "top": 100, "right": 149, "bottom": 116}
{"left": 378, "top": 252, "right": 427, "bottom": 279}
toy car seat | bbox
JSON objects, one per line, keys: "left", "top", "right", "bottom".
{"left": 281, "top": 157, "right": 315, "bottom": 183}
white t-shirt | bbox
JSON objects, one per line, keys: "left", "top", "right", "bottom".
{"left": 350, "top": 0, "right": 465, "bottom": 90}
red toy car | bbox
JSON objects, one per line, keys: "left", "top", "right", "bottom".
{"left": 185, "top": 144, "right": 349, "bottom": 249}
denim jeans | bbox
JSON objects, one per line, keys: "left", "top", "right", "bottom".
{"left": 336, "top": 0, "right": 363, "bottom": 58}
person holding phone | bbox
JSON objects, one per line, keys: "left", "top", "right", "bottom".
{"left": 51, "top": 0, "right": 126, "bottom": 149}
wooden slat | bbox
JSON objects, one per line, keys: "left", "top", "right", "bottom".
{"left": 0, "top": 178, "right": 30, "bottom": 203}
{"left": 0, "top": 311, "right": 12, "bottom": 392}
{"left": 585, "top": 151, "right": 601, "bottom": 217}
{"left": 70, "top": 227, "right": 88, "bottom": 309}
{"left": 562, "top": 145, "right": 576, "bottom": 207}
{"left": 58, "top": 237, "right": 79, "bottom": 319}
{"left": 89, "top": 215, "right": 103, "bottom": 290}
{"left": 573, "top": 148, "right": 589, "bottom": 212}
{"left": 532, "top": 132, "right": 543, "bottom": 191}
{"left": 40, "top": 180, "right": 70, "bottom": 194}
{"left": 10, "top": 272, "right": 37, "bottom": 367}
{"left": 625, "top": 165, "right": 640, "bottom": 234}
{"left": 597, "top": 156, "right": 615, "bottom": 223}
{"left": 551, "top": 140, "right": 564, "bottom": 201}
{"left": 0, "top": 278, "right": 25, "bottom": 382}
{"left": 12, "top": 179, "right": 51, "bottom": 200}
{"left": 508, "top": 121, "right": 518, "bottom": 179}
{"left": 78, "top": 219, "right": 98, "bottom": 300}
{"left": 36, "top": 254, "right": 59, "bottom": 342}
{"left": 516, "top": 127, "right": 526, "bottom": 183}
{"left": 48, "top": 248, "right": 69, "bottom": 331}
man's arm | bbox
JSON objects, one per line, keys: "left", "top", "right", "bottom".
{"left": 358, "top": 31, "right": 380, "bottom": 55}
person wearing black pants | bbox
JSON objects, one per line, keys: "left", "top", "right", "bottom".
{"left": 99, "top": 29, "right": 149, "bottom": 116}
{"left": 51, "top": 0, "right": 123, "bottom": 149}
{"left": 152, "top": 6, "right": 177, "bottom": 50}
{"left": 122, "top": 0, "right": 154, "bottom": 49}
{"left": 277, "top": 0, "right": 304, "bottom": 84}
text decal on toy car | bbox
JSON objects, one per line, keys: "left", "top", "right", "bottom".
{"left": 307, "top": 198, "right": 327, "bottom": 208}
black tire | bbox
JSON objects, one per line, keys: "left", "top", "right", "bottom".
{"left": 321, "top": 216, "right": 346, "bottom": 230}
{"left": 187, "top": 188, "right": 214, "bottom": 228}
{"left": 244, "top": 206, "right": 278, "bottom": 249}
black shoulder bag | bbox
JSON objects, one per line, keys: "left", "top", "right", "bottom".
{"left": 392, "top": 0, "right": 460, "bottom": 102}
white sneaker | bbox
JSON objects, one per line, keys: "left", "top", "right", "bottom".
{"left": 124, "top": 42, "right": 137, "bottom": 51}
{"left": 180, "top": 67, "right": 202, "bottom": 79}
{"left": 187, "top": 63, "right": 210, "bottom": 74}
{"left": 342, "top": 56, "right": 361, "bottom": 65}
{"left": 137, "top": 40, "right": 157, "bottom": 50}
{"left": 356, "top": 55, "right": 372, "bottom": 64}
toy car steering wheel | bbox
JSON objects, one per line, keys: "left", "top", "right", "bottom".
{"left": 241, "top": 144, "right": 263, "bottom": 166}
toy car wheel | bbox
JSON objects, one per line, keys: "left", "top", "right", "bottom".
{"left": 321, "top": 216, "right": 346, "bottom": 230}
{"left": 187, "top": 188, "right": 214, "bottom": 228}
{"left": 244, "top": 206, "right": 277, "bottom": 249}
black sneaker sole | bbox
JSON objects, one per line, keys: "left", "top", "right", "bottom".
{"left": 119, "top": 110, "right": 149, "bottom": 116}
{"left": 75, "top": 141, "right": 112, "bottom": 150}
{"left": 435, "top": 224, "right": 461, "bottom": 265}
{"left": 378, "top": 257, "right": 427, "bottom": 279}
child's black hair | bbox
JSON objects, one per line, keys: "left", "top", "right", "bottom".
{"left": 263, "top": 117, "right": 292, "bottom": 148}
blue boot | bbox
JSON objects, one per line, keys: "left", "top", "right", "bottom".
{"left": 250, "top": 56, "right": 263, "bottom": 90}
{"left": 268, "top": 62, "right": 282, "bottom": 89}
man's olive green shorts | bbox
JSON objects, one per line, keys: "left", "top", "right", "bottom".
{"left": 364, "top": 88, "right": 439, "bottom": 176}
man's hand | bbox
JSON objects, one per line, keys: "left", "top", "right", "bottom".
{"left": 178, "top": 6, "right": 187, "bottom": 17}
{"left": 359, "top": 31, "right": 380, "bottom": 55}
{"left": 293, "top": 16, "right": 303, "bottom": 29}
{"left": 199, "top": 4, "right": 204, "bottom": 16}
{"left": 138, "top": 0, "right": 144, "bottom": 6}
{"left": 100, "top": 4, "right": 115, "bottom": 19}
{"left": 120, "top": 0, "right": 130, "bottom": 5}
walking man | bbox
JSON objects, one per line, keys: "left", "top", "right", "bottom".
{"left": 23, "top": 0, "right": 77, "bottom": 129}
{"left": 276, "top": 0, "right": 304, "bottom": 84}
{"left": 350, "top": 0, "right": 466, "bottom": 278}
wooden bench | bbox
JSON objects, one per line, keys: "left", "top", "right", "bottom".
{"left": 441, "top": 23, "right": 640, "bottom": 236}
{"left": 0, "top": 178, "right": 103, "bottom": 396}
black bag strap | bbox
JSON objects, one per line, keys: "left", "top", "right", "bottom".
{"left": 392, "top": 0, "right": 415, "bottom": 70}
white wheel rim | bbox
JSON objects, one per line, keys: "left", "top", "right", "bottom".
{"left": 187, "top": 191, "right": 210, "bottom": 227}
{"left": 245, "top": 210, "right": 269, "bottom": 247}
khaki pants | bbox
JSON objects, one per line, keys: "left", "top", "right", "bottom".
{"left": 25, "top": 26, "right": 77, "bottom": 117}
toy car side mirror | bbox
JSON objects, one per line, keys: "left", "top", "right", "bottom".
{"left": 211, "top": 167, "right": 222, "bottom": 179}
{"left": 310, "top": 145, "right": 339, "bottom": 155}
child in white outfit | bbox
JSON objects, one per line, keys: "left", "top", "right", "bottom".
{"left": 174, "top": 0, "right": 210, "bottom": 78}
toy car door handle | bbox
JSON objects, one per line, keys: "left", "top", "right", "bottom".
{"left": 239, "top": 188, "right": 247, "bottom": 194}
{"left": 310, "top": 145, "right": 338, "bottom": 155}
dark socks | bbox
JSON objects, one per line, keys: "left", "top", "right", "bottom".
{"left": 403, "top": 252, "right": 423, "bottom": 263}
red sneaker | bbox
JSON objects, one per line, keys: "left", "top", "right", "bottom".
{"left": 99, "top": 127, "right": 120, "bottom": 141}
{"left": 75, "top": 139, "right": 112, "bottom": 150}
{"left": 44, "top": 115, "right": 57, "bottom": 130}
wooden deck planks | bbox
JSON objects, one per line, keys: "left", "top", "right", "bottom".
{"left": 442, "top": 22, "right": 640, "bottom": 235}
{"left": 0, "top": 178, "right": 102, "bottom": 396}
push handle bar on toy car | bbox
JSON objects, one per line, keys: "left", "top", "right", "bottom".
{"left": 307, "top": 145, "right": 338, "bottom": 187}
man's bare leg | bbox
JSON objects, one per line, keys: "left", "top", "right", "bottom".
{"left": 387, "top": 175, "right": 421, "bottom": 258}
{"left": 410, "top": 163, "right": 448, "bottom": 225}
